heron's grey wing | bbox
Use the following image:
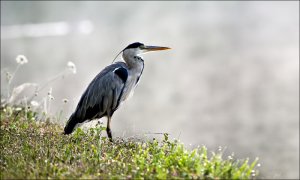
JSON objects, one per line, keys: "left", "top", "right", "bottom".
{"left": 74, "top": 62, "right": 128, "bottom": 122}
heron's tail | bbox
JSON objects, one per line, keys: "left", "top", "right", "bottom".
{"left": 63, "top": 113, "right": 78, "bottom": 135}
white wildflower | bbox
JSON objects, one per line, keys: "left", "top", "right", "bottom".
{"left": 48, "top": 95, "right": 54, "bottom": 100}
{"left": 62, "top": 98, "right": 68, "bottom": 103}
{"left": 47, "top": 88, "right": 52, "bottom": 96}
{"left": 218, "top": 146, "right": 222, "bottom": 151}
{"left": 251, "top": 170, "right": 256, "bottom": 177}
{"left": 30, "top": 101, "right": 39, "bottom": 107}
{"left": 16, "top": 55, "right": 28, "bottom": 65}
{"left": 6, "top": 71, "right": 12, "bottom": 82}
{"left": 15, "top": 107, "right": 22, "bottom": 111}
{"left": 47, "top": 88, "right": 54, "bottom": 100}
{"left": 67, "top": 61, "right": 76, "bottom": 74}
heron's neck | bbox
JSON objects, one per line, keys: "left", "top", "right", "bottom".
{"left": 122, "top": 53, "right": 144, "bottom": 70}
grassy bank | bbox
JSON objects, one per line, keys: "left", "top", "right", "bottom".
{"left": 0, "top": 106, "right": 259, "bottom": 179}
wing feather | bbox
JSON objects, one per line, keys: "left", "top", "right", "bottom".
{"left": 74, "top": 62, "right": 128, "bottom": 122}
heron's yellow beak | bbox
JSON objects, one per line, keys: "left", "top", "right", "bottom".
{"left": 142, "top": 45, "right": 171, "bottom": 52}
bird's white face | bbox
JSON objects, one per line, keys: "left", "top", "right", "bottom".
{"left": 123, "top": 47, "right": 144, "bottom": 58}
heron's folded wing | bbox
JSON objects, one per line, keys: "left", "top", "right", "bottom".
{"left": 74, "top": 62, "right": 128, "bottom": 121}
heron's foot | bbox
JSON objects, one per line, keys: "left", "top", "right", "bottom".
{"left": 108, "top": 137, "right": 113, "bottom": 142}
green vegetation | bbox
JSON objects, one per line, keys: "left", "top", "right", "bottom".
{"left": 0, "top": 106, "right": 259, "bottom": 179}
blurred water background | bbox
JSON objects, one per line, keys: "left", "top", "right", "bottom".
{"left": 1, "top": 1, "right": 299, "bottom": 178}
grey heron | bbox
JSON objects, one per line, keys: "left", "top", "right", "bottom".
{"left": 63, "top": 42, "right": 170, "bottom": 141}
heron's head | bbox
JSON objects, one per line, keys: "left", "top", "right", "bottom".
{"left": 123, "top": 42, "right": 171, "bottom": 57}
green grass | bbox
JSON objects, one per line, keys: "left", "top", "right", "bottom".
{"left": 0, "top": 106, "right": 259, "bottom": 179}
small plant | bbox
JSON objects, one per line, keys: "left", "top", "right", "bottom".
{"left": 6, "top": 55, "right": 28, "bottom": 97}
{"left": 0, "top": 106, "right": 260, "bottom": 179}
{"left": 1, "top": 55, "right": 77, "bottom": 121}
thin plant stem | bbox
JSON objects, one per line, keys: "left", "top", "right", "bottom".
{"left": 7, "top": 64, "right": 21, "bottom": 98}
{"left": 38, "top": 69, "right": 67, "bottom": 93}
{"left": 28, "top": 69, "right": 70, "bottom": 103}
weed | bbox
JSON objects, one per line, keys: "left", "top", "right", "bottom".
{"left": 0, "top": 106, "right": 259, "bottom": 179}
{"left": 1, "top": 54, "right": 77, "bottom": 121}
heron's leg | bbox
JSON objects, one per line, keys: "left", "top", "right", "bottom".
{"left": 106, "top": 116, "right": 113, "bottom": 142}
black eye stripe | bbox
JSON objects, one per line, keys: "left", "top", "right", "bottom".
{"left": 124, "top": 42, "right": 144, "bottom": 50}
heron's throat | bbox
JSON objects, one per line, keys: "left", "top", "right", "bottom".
{"left": 121, "top": 55, "right": 144, "bottom": 102}
{"left": 123, "top": 53, "right": 144, "bottom": 69}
